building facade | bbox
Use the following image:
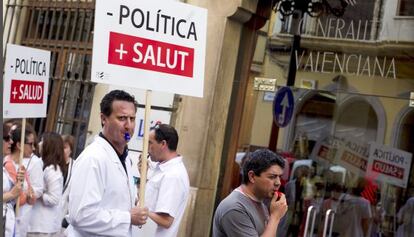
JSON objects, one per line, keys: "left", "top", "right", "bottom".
{"left": 3, "top": 0, "right": 413, "bottom": 236}
{"left": 235, "top": 0, "right": 414, "bottom": 236}
{"left": 3, "top": 0, "right": 272, "bottom": 236}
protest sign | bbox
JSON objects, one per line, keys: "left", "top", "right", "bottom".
{"left": 367, "top": 142, "right": 412, "bottom": 188}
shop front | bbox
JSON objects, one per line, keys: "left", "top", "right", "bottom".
{"left": 230, "top": 1, "right": 414, "bottom": 236}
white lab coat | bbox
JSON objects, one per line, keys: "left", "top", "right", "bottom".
{"left": 67, "top": 136, "right": 137, "bottom": 237}
{"left": 28, "top": 165, "right": 63, "bottom": 233}
{"left": 15, "top": 155, "right": 44, "bottom": 237}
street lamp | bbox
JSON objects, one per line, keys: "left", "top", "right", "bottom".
{"left": 271, "top": 0, "right": 355, "bottom": 86}
{"left": 273, "top": 0, "right": 355, "bottom": 18}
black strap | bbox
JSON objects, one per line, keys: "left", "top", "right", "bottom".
{"left": 62, "top": 159, "right": 73, "bottom": 194}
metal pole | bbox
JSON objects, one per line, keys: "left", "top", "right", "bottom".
{"left": 286, "top": 10, "right": 302, "bottom": 87}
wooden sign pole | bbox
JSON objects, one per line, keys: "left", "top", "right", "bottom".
{"left": 15, "top": 118, "right": 26, "bottom": 215}
{"left": 139, "top": 90, "right": 152, "bottom": 207}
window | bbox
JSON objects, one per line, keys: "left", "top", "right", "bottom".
{"left": 398, "top": 0, "right": 414, "bottom": 16}
{"left": 4, "top": 0, "right": 96, "bottom": 156}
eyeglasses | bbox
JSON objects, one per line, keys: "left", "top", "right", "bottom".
{"left": 25, "top": 142, "right": 35, "bottom": 147}
{"left": 3, "top": 135, "right": 11, "bottom": 141}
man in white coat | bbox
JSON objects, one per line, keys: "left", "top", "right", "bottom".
{"left": 67, "top": 90, "right": 149, "bottom": 236}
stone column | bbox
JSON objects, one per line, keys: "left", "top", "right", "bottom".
{"left": 171, "top": 0, "right": 273, "bottom": 236}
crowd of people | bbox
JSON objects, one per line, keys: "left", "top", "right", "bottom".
{"left": 2, "top": 90, "right": 193, "bottom": 237}
{"left": 2, "top": 120, "right": 73, "bottom": 237}
{"left": 5, "top": 89, "right": 410, "bottom": 237}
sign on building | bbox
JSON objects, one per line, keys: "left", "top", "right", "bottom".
{"left": 3, "top": 44, "right": 51, "bottom": 118}
{"left": 91, "top": 0, "right": 207, "bottom": 97}
{"left": 367, "top": 142, "right": 412, "bottom": 188}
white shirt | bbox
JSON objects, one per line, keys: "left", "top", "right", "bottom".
{"left": 145, "top": 156, "right": 190, "bottom": 237}
{"left": 28, "top": 165, "right": 64, "bottom": 233}
{"left": 67, "top": 136, "right": 136, "bottom": 237}
{"left": 333, "top": 194, "right": 372, "bottom": 237}
{"left": 15, "top": 155, "right": 44, "bottom": 237}
{"left": 397, "top": 197, "right": 414, "bottom": 237}
{"left": 27, "top": 154, "right": 45, "bottom": 198}
{"left": 3, "top": 168, "right": 16, "bottom": 237}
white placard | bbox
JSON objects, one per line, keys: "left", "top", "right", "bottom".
{"left": 92, "top": 0, "right": 207, "bottom": 97}
{"left": 3, "top": 44, "right": 51, "bottom": 118}
{"left": 367, "top": 142, "right": 412, "bottom": 188}
{"left": 109, "top": 85, "right": 174, "bottom": 108}
{"left": 128, "top": 108, "right": 172, "bottom": 151}
{"left": 336, "top": 137, "right": 369, "bottom": 176}
{"left": 310, "top": 134, "right": 343, "bottom": 166}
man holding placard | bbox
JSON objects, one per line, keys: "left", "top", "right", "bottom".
{"left": 67, "top": 90, "right": 148, "bottom": 236}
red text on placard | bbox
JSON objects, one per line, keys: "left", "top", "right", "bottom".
{"left": 108, "top": 31, "right": 194, "bottom": 78}
{"left": 372, "top": 160, "right": 404, "bottom": 179}
{"left": 10, "top": 79, "right": 44, "bottom": 104}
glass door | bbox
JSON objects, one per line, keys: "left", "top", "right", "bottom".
{"left": 277, "top": 88, "right": 414, "bottom": 237}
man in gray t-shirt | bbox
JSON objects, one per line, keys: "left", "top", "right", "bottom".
{"left": 212, "top": 149, "right": 288, "bottom": 237}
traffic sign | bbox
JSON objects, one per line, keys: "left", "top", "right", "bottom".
{"left": 3, "top": 44, "right": 51, "bottom": 118}
{"left": 273, "top": 87, "right": 294, "bottom": 127}
{"left": 91, "top": 0, "right": 207, "bottom": 97}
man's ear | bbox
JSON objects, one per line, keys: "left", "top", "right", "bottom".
{"left": 100, "top": 113, "right": 106, "bottom": 126}
{"left": 161, "top": 140, "right": 168, "bottom": 149}
{"left": 248, "top": 170, "right": 256, "bottom": 184}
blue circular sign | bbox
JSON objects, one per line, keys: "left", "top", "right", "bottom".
{"left": 273, "top": 87, "right": 294, "bottom": 127}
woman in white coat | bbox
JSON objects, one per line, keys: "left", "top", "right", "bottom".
{"left": 3, "top": 167, "right": 25, "bottom": 237}
{"left": 6, "top": 126, "right": 40, "bottom": 237}
{"left": 27, "top": 132, "right": 67, "bottom": 236}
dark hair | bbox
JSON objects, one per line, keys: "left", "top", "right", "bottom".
{"left": 150, "top": 124, "right": 179, "bottom": 151}
{"left": 62, "top": 134, "right": 75, "bottom": 155}
{"left": 4, "top": 118, "right": 21, "bottom": 128}
{"left": 10, "top": 127, "right": 35, "bottom": 154}
{"left": 100, "top": 90, "right": 138, "bottom": 117}
{"left": 3, "top": 123, "right": 12, "bottom": 139}
{"left": 41, "top": 132, "right": 67, "bottom": 179}
{"left": 9, "top": 122, "right": 39, "bottom": 155}
{"left": 242, "top": 149, "right": 285, "bottom": 184}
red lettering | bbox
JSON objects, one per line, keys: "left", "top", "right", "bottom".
{"left": 342, "top": 151, "right": 367, "bottom": 171}
{"left": 372, "top": 160, "right": 404, "bottom": 179}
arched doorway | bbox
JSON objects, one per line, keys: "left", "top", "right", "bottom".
{"left": 292, "top": 91, "right": 336, "bottom": 158}
{"left": 335, "top": 99, "right": 379, "bottom": 142}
